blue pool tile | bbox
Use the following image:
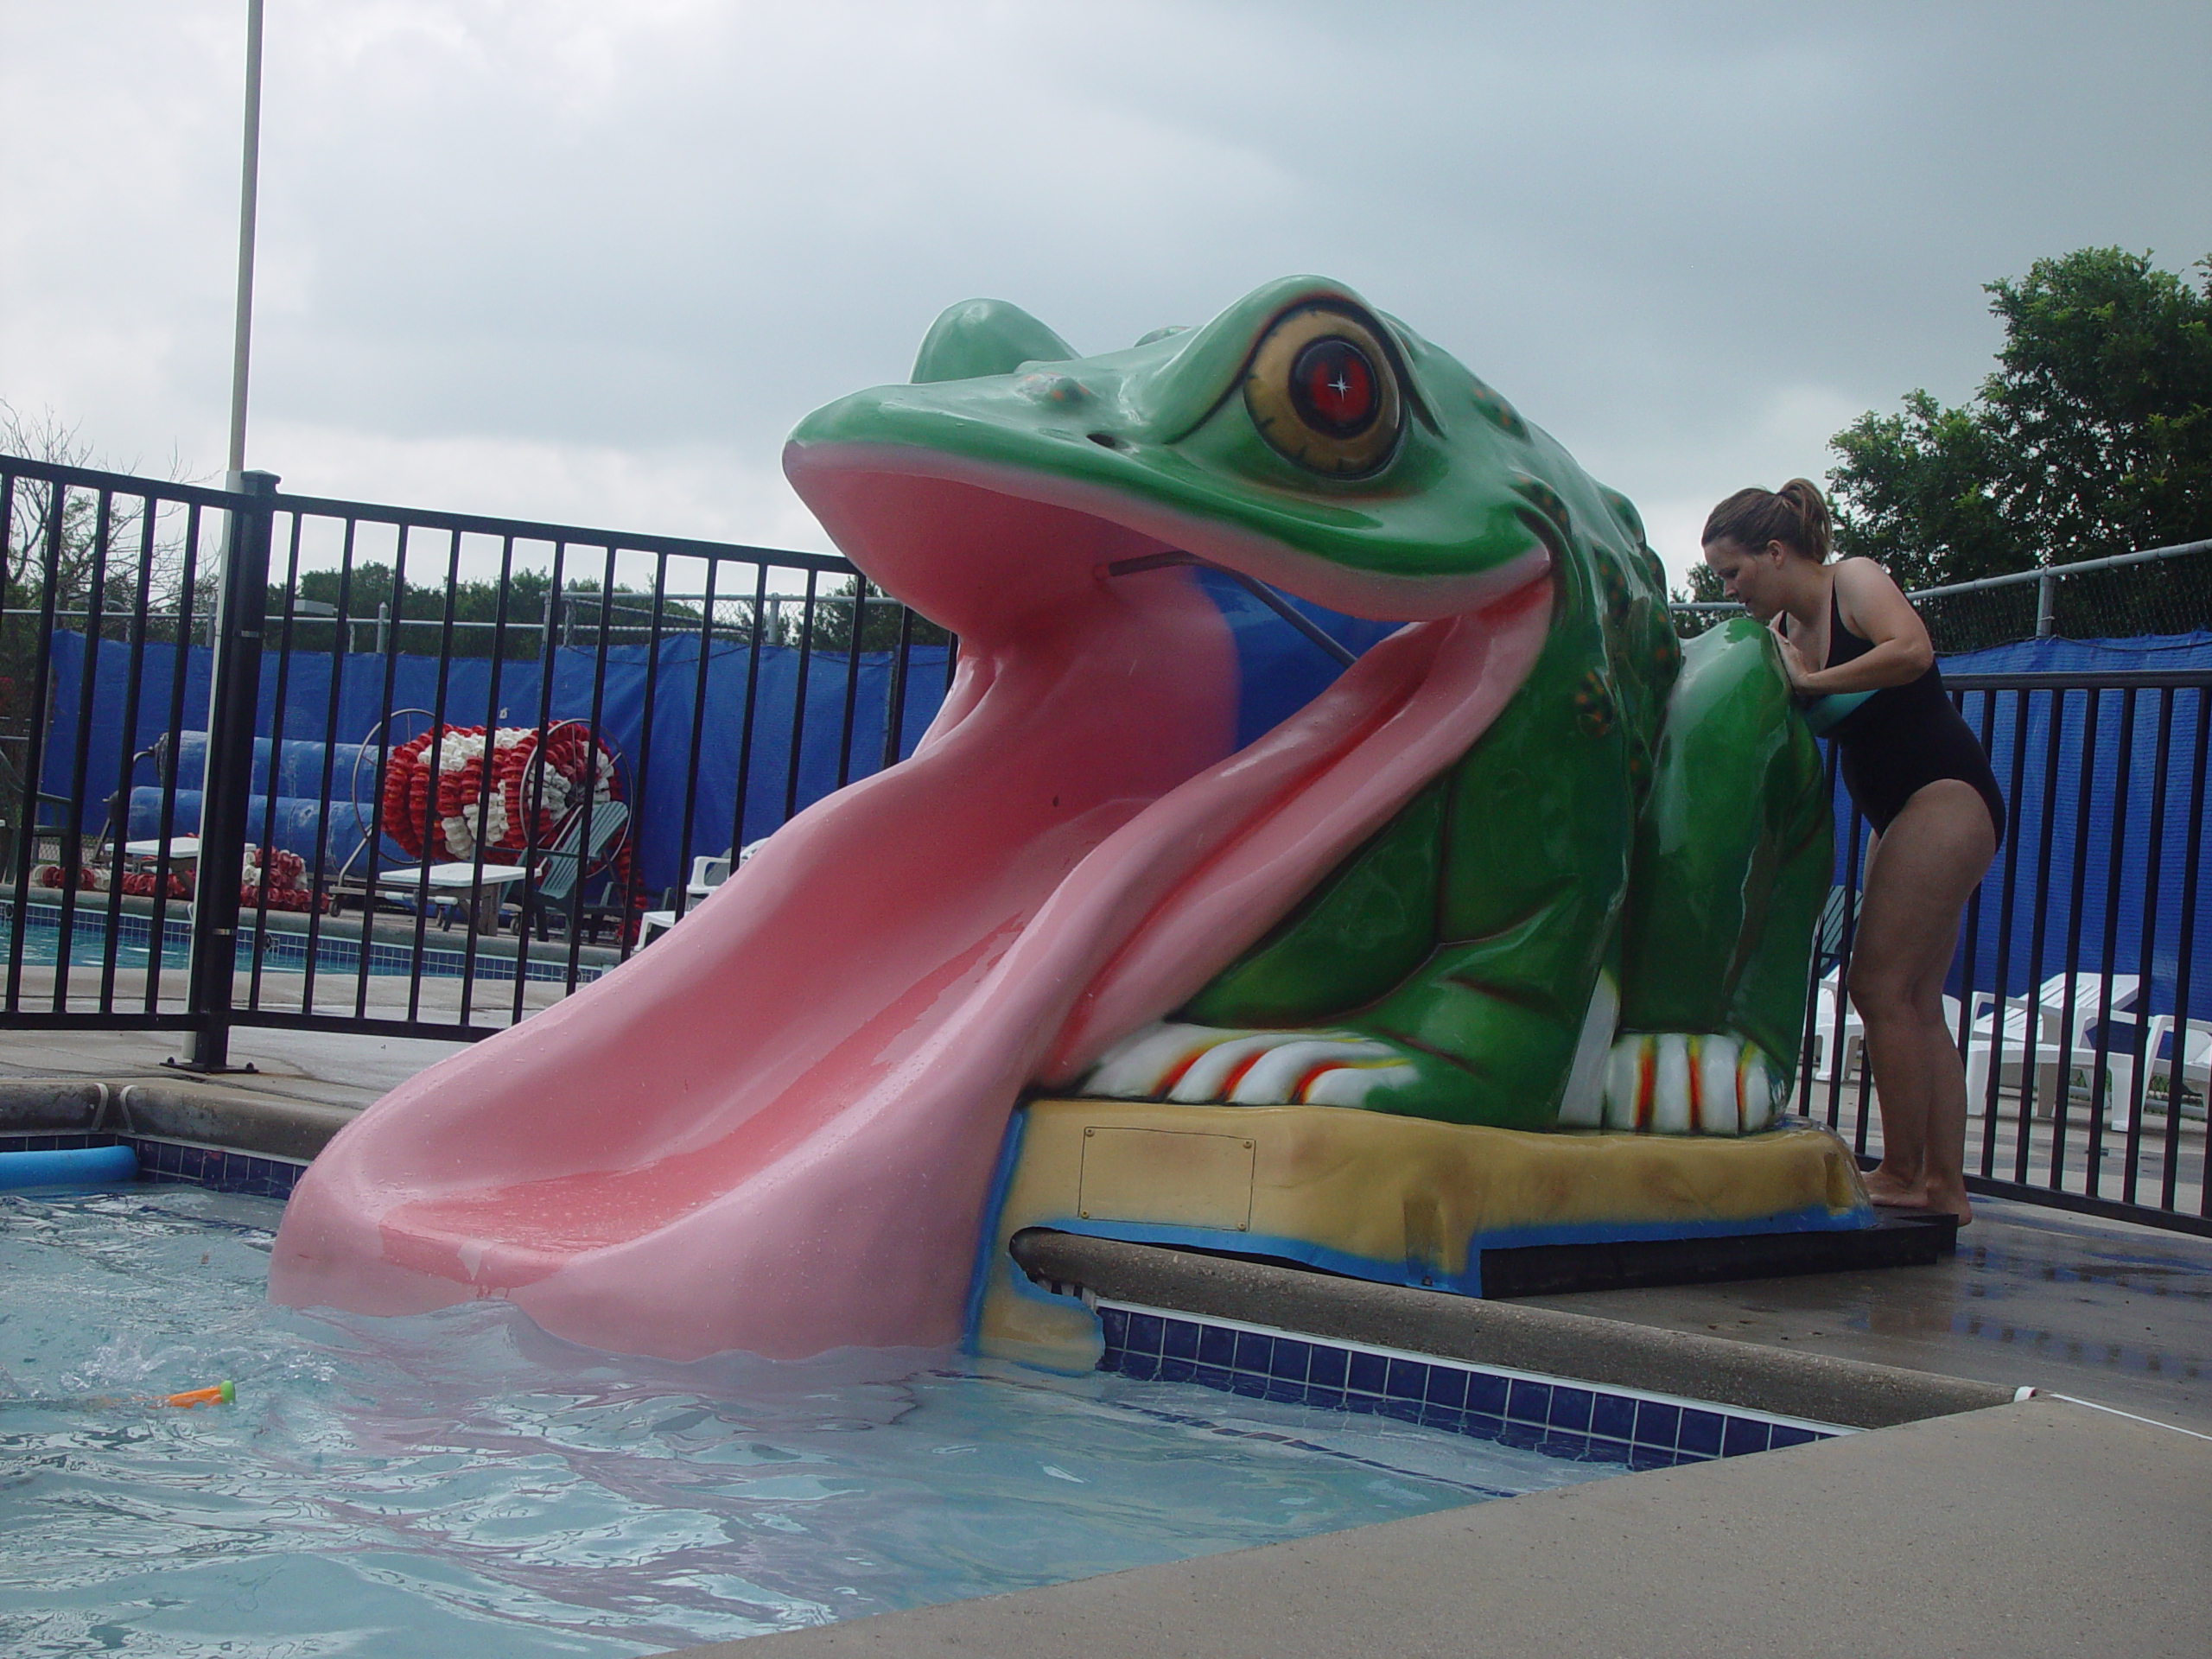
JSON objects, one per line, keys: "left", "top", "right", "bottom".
{"left": 1098, "top": 1306, "right": 1128, "bottom": 1349}
{"left": 1385, "top": 1357, "right": 1428, "bottom": 1402}
{"left": 1634, "top": 1400, "right": 1681, "bottom": 1452}
{"left": 1677, "top": 1409, "right": 1725, "bottom": 1458}
{"left": 1464, "top": 1372, "right": 1509, "bottom": 1416}
{"left": 1192, "top": 1364, "right": 1232, "bottom": 1392}
{"left": 1120, "top": 1353, "right": 1160, "bottom": 1382}
{"left": 1721, "top": 1417, "right": 1771, "bottom": 1458}
{"left": 1268, "top": 1338, "right": 1312, "bottom": 1384}
{"left": 1228, "top": 1370, "right": 1269, "bottom": 1399}
{"left": 1768, "top": 1425, "right": 1819, "bottom": 1450}
{"left": 1420, "top": 1404, "right": 1466, "bottom": 1435}
{"left": 1497, "top": 1421, "right": 1546, "bottom": 1452}
{"left": 1125, "top": 1313, "right": 1164, "bottom": 1357}
{"left": 1591, "top": 1393, "right": 1637, "bottom": 1441}
{"left": 1539, "top": 1433, "right": 1592, "bottom": 1462}
{"left": 1346, "top": 1350, "right": 1389, "bottom": 1396}
{"left": 1304, "top": 1388, "right": 1345, "bottom": 1413}
{"left": 1463, "top": 1411, "right": 1506, "bottom": 1441}
{"left": 1586, "top": 1437, "right": 1633, "bottom": 1465}
{"left": 1160, "top": 1319, "right": 1199, "bottom": 1362}
{"left": 1197, "top": 1324, "right": 1236, "bottom": 1368}
{"left": 1424, "top": 1366, "right": 1469, "bottom": 1412}
{"left": 1233, "top": 1331, "right": 1274, "bottom": 1375}
{"left": 1157, "top": 1357, "right": 1195, "bottom": 1384}
{"left": 1548, "top": 1386, "right": 1594, "bottom": 1433}
{"left": 1263, "top": 1380, "right": 1308, "bottom": 1406}
{"left": 1306, "top": 1345, "right": 1349, "bottom": 1390}
{"left": 1378, "top": 1396, "right": 1425, "bottom": 1424}
{"left": 1630, "top": 1448, "right": 1678, "bottom": 1472}
{"left": 1505, "top": 1379, "right": 1552, "bottom": 1425}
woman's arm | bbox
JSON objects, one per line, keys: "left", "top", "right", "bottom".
{"left": 1780, "top": 559, "right": 1934, "bottom": 695}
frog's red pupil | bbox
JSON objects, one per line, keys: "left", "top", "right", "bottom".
{"left": 1288, "top": 338, "right": 1379, "bottom": 438}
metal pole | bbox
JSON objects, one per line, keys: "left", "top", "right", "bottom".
{"left": 225, "top": 0, "right": 266, "bottom": 486}
{"left": 2036, "top": 571, "right": 2057, "bottom": 638}
{"left": 181, "top": 470, "right": 277, "bottom": 1073}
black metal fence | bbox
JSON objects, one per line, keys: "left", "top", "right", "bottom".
{"left": 3, "top": 455, "right": 2205, "bottom": 1236}
{"left": 0, "top": 455, "right": 950, "bottom": 1063}
{"left": 1799, "top": 670, "right": 2212, "bottom": 1237}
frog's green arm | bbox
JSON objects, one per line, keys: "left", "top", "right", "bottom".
{"left": 1182, "top": 781, "right": 1446, "bottom": 1025}
{"left": 1338, "top": 632, "right": 1636, "bottom": 1128}
{"left": 1180, "top": 620, "right": 1638, "bottom": 1130}
{"left": 1617, "top": 617, "right": 1831, "bottom": 1061}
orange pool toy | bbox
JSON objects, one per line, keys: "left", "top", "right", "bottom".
{"left": 162, "top": 1382, "right": 235, "bottom": 1408}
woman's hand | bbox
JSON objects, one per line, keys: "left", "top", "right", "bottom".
{"left": 1773, "top": 627, "right": 1819, "bottom": 694}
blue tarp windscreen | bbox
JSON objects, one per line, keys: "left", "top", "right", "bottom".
{"left": 1827, "top": 633, "right": 2212, "bottom": 1023}
{"left": 35, "top": 578, "right": 1400, "bottom": 897}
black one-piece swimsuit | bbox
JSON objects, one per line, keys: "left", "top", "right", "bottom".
{"left": 1821, "top": 586, "right": 2006, "bottom": 848}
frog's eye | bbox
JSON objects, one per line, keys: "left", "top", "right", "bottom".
{"left": 1243, "top": 304, "right": 1404, "bottom": 479}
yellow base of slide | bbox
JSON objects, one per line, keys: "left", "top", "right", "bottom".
{"left": 974, "top": 1099, "right": 1872, "bottom": 1370}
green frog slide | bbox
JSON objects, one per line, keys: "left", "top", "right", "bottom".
{"left": 270, "top": 277, "right": 1858, "bottom": 1362}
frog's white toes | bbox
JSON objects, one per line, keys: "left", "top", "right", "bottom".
{"left": 1079, "top": 1021, "right": 1411, "bottom": 1105}
{"left": 1082, "top": 1022, "right": 1243, "bottom": 1099}
{"left": 1602, "top": 1033, "right": 1775, "bottom": 1135}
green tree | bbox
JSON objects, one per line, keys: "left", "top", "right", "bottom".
{"left": 1830, "top": 248, "right": 2212, "bottom": 581}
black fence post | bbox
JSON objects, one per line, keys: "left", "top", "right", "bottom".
{"left": 181, "top": 470, "right": 277, "bottom": 1071}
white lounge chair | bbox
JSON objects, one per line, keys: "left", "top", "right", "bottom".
{"left": 639, "top": 850, "right": 733, "bottom": 945}
{"left": 1963, "top": 973, "right": 2140, "bottom": 1122}
{"left": 2109, "top": 1014, "right": 2210, "bottom": 1133}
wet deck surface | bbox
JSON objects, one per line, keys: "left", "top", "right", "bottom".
{"left": 1516, "top": 1194, "right": 2212, "bottom": 1431}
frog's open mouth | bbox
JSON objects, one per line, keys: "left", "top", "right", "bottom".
{"left": 781, "top": 441, "right": 1554, "bottom": 1077}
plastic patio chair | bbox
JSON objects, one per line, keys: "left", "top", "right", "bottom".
{"left": 512, "top": 801, "right": 632, "bottom": 943}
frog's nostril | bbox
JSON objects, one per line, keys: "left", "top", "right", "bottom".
{"left": 1087, "top": 433, "right": 1128, "bottom": 451}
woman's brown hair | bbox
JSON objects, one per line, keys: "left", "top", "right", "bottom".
{"left": 1701, "top": 479, "right": 1832, "bottom": 563}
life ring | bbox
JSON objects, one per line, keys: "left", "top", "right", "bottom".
{"left": 380, "top": 722, "right": 627, "bottom": 885}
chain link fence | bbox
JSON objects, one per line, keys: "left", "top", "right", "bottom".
{"left": 1673, "top": 538, "right": 2212, "bottom": 651}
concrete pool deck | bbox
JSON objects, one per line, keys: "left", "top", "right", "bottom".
{"left": 3, "top": 1020, "right": 2209, "bottom": 1655}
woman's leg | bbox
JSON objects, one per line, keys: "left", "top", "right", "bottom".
{"left": 1846, "top": 781, "right": 1997, "bottom": 1223}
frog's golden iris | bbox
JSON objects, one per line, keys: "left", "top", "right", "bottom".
{"left": 1242, "top": 302, "right": 1404, "bottom": 479}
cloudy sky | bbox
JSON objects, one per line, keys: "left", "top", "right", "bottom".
{"left": 4, "top": 0, "right": 2207, "bottom": 586}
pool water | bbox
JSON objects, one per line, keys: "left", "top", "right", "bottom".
{"left": 0, "top": 1189, "right": 1618, "bottom": 1658}
{"left": 8, "top": 907, "right": 591, "bottom": 984}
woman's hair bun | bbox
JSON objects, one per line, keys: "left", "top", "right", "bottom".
{"left": 1702, "top": 479, "right": 1833, "bottom": 563}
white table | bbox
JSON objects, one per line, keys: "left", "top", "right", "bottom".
{"left": 124, "top": 836, "right": 200, "bottom": 864}
{"left": 374, "top": 861, "right": 532, "bottom": 933}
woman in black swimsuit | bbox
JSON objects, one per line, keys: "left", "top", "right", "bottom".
{"left": 1702, "top": 480, "right": 2000, "bottom": 1225}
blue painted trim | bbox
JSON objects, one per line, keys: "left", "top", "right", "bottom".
{"left": 1027, "top": 1199, "right": 1870, "bottom": 1302}
{"left": 960, "top": 1109, "right": 1031, "bottom": 1349}
{"left": 1469, "top": 1201, "right": 1874, "bottom": 1254}
{"left": 1030, "top": 1215, "right": 1487, "bottom": 1296}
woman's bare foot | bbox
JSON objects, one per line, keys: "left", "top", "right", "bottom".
{"left": 1868, "top": 1181, "right": 1973, "bottom": 1225}
{"left": 1862, "top": 1163, "right": 1919, "bottom": 1199}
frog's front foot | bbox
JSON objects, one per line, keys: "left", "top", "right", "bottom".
{"left": 1602, "top": 1033, "right": 1777, "bottom": 1136}
{"left": 1080, "top": 1022, "right": 1423, "bottom": 1108}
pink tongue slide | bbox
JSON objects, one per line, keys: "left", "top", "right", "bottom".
{"left": 268, "top": 481, "right": 1550, "bottom": 1361}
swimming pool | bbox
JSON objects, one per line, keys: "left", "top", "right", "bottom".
{"left": 0, "top": 1186, "right": 1617, "bottom": 1657}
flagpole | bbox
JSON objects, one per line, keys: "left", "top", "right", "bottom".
{"left": 225, "top": 0, "right": 265, "bottom": 487}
